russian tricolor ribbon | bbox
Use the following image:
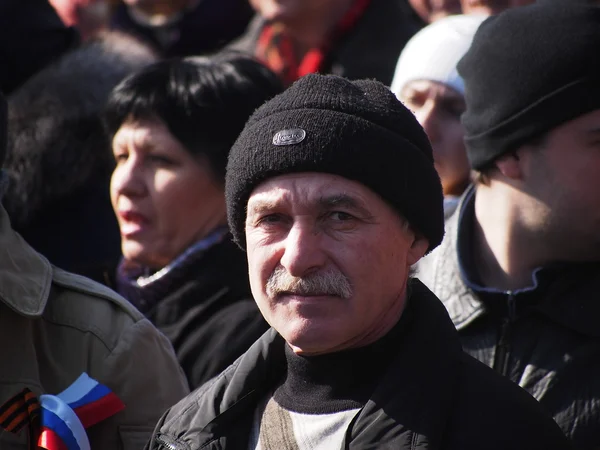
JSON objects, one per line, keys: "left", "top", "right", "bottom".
{"left": 0, "top": 373, "right": 125, "bottom": 450}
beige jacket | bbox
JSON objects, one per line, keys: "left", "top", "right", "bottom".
{"left": 0, "top": 205, "right": 189, "bottom": 449}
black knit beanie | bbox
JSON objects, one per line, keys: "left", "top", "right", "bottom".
{"left": 226, "top": 74, "right": 444, "bottom": 252}
{"left": 0, "top": 91, "right": 6, "bottom": 168}
{"left": 459, "top": 0, "right": 600, "bottom": 170}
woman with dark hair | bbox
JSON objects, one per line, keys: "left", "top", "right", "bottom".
{"left": 104, "top": 52, "right": 283, "bottom": 388}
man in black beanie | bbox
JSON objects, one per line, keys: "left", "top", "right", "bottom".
{"left": 144, "top": 74, "right": 568, "bottom": 450}
{"left": 416, "top": 1, "right": 600, "bottom": 448}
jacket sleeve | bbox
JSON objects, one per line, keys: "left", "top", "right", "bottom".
{"left": 88, "top": 318, "right": 190, "bottom": 450}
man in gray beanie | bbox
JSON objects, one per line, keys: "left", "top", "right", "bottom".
{"left": 144, "top": 74, "right": 568, "bottom": 450}
{"left": 416, "top": 1, "right": 600, "bottom": 447}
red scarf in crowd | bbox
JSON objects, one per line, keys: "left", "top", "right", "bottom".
{"left": 255, "top": 0, "right": 372, "bottom": 86}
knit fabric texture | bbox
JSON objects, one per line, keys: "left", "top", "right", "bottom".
{"left": 390, "top": 14, "right": 486, "bottom": 98}
{"left": 225, "top": 73, "right": 444, "bottom": 252}
{"left": 459, "top": 0, "right": 600, "bottom": 170}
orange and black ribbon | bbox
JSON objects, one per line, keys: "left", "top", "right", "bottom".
{"left": 0, "top": 388, "right": 40, "bottom": 449}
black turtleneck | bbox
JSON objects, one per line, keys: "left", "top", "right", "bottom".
{"left": 272, "top": 303, "right": 409, "bottom": 415}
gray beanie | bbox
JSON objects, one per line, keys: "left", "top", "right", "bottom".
{"left": 390, "top": 14, "right": 486, "bottom": 98}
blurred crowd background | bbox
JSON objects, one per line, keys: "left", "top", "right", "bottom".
{"left": 0, "top": 0, "right": 545, "bottom": 288}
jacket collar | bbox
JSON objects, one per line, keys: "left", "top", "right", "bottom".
{"left": 346, "top": 280, "right": 463, "bottom": 448}
{"left": 0, "top": 203, "right": 52, "bottom": 317}
{"left": 431, "top": 185, "right": 600, "bottom": 337}
{"left": 421, "top": 186, "right": 487, "bottom": 329}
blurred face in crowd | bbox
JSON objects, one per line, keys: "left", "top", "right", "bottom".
{"left": 249, "top": 0, "right": 352, "bottom": 38}
{"left": 460, "top": 0, "right": 534, "bottom": 15}
{"left": 123, "top": 0, "right": 191, "bottom": 16}
{"left": 49, "top": 0, "right": 109, "bottom": 39}
{"left": 515, "top": 109, "right": 600, "bottom": 261}
{"left": 111, "top": 117, "right": 226, "bottom": 269}
{"left": 245, "top": 173, "right": 429, "bottom": 356}
{"left": 250, "top": 0, "right": 336, "bottom": 21}
{"left": 400, "top": 80, "right": 470, "bottom": 196}
{"left": 408, "top": 0, "right": 462, "bottom": 23}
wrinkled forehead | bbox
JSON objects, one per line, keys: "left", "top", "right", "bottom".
{"left": 245, "top": 172, "right": 394, "bottom": 221}
{"left": 249, "top": 171, "right": 364, "bottom": 198}
{"left": 400, "top": 79, "right": 465, "bottom": 101}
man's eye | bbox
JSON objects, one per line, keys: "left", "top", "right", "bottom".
{"left": 329, "top": 212, "right": 354, "bottom": 222}
{"left": 401, "top": 95, "right": 424, "bottom": 108}
{"left": 148, "top": 154, "right": 175, "bottom": 165}
{"left": 258, "top": 214, "right": 283, "bottom": 225}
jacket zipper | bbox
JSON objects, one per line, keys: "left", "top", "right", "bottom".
{"left": 155, "top": 434, "right": 185, "bottom": 450}
{"left": 492, "top": 292, "right": 516, "bottom": 377}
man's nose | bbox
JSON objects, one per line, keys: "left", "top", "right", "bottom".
{"left": 279, "top": 221, "right": 327, "bottom": 278}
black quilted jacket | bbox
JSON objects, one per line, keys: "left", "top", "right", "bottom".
{"left": 144, "top": 279, "right": 569, "bottom": 450}
{"left": 416, "top": 185, "right": 600, "bottom": 449}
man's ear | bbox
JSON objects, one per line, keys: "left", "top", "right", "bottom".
{"left": 495, "top": 151, "right": 523, "bottom": 180}
{"left": 407, "top": 234, "right": 429, "bottom": 266}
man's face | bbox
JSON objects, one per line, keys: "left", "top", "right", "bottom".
{"left": 520, "top": 109, "right": 600, "bottom": 261}
{"left": 123, "top": 0, "right": 191, "bottom": 16}
{"left": 460, "top": 0, "right": 534, "bottom": 15}
{"left": 400, "top": 80, "right": 469, "bottom": 196}
{"left": 249, "top": 0, "right": 336, "bottom": 25}
{"left": 245, "top": 173, "right": 428, "bottom": 355}
{"left": 408, "top": 0, "right": 462, "bottom": 23}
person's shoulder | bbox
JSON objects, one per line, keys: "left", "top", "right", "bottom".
{"left": 147, "top": 353, "right": 250, "bottom": 450}
{"left": 46, "top": 266, "right": 145, "bottom": 349}
{"left": 165, "top": 367, "right": 233, "bottom": 428}
{"left": 449, "top": 353, "right": 571, "bottom": 449}
{"left": 51, "top": 265, "right": 142, "bottom": 318}
{"left": 146, "top": 329, "right": 283, "bottom": 449}
{"left": 414, "top": 196, "right": 461, "bottom": 286}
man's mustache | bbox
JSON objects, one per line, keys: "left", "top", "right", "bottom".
{"left": 266, "top": 266, "right": 353, "bottom": 299}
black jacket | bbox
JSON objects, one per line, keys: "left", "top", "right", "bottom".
{"left": 0, "top": 0, "right": 79, "bottom": 95}
{"left": 143, "top": 237, "right": 269, "bottom": 390}
{"left": 416, "top": 186, "right": 600, "bottom": 449}
{"left": 229, "top": 0, "right": 422, "bottom": 86}
{"left": 145, "top": 279, "right": 569, "bottom": 450}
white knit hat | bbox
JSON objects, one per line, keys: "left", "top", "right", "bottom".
{"left": 390, "top": 14, "right": 487, "bottom": 97}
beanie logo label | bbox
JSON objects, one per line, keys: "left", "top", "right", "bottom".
{"left": 273, "top": 128, "right": 306, "bottom": 146}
